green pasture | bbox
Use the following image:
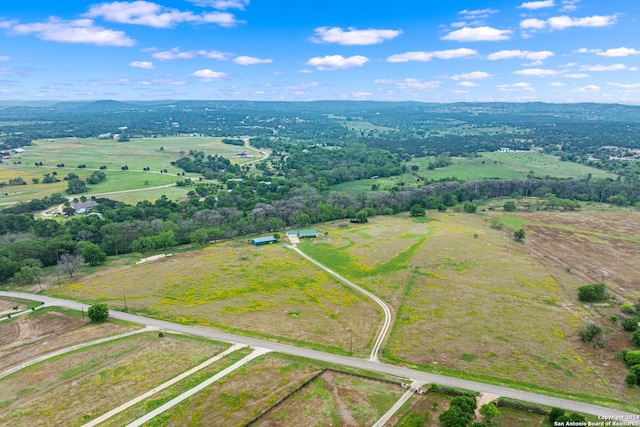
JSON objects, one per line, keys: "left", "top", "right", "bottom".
{"left": 0, "top": 135, "right": 262, "bottom": 204}
{"left": 297, "top": 214, "right": 639, "bottom": 409}
{"left": 410, "top": 151, "right": 616, "bottom": 182}
{"left": 57, "top": 241, "right": 379, "bottom": 354}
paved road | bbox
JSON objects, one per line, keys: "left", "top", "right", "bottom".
{"left": 1, "top": 291, "right": 638, "bottom": 422}
{"left": 289, "top": 245, "right": 393, "bottom": 361}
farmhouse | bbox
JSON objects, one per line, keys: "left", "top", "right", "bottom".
{"left": 498, "top": 147, "right": 511, "bottom": 153}
{"left": 12, "top": 148, "right": 25, "bottom": 154}
{"left": 251, "top": 236, "right": 278, "bottom": 246}
{"left": 71, "top": 201, "right": 99, "bottom": 214}
{"left": 286, "top": 229, "right": 319, "bottom": 239}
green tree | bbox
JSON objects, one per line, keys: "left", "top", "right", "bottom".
{"left": 439, "top": 405, "right": 473, "bottom": 427}
{"left": 463, "top": 202, "right": 477, "bottom": 213}
{"left": 66, "top": 177, "right": 88, "bottom": 194}
{"left": 579, "top": 323, "right": 602, "bottom": 343}
{"left": 88, "top": 303, "right": 109, "bottom": 322}
{"left": 409, "top": 204, "right": 425, "bottom": 217}
{"left": 354, "top": 209, "right": 368, "bottom": 223}
{"left": 479, "top": 403, "right": 500, "bottom": 423}
{"left": 633, "top": 330, "right": 640, "bottom": 347}
{"left": 503, "top": 201, "right": 517, "bottom": 211}
{"left": 548, "top": 408, "right": 565, "bottom": 424}
{"left": 514, "top": 228, "right": 525, "bottom": 242}
{"left": 78, "top": 241, "right": 107, "bottom": 266}
{"left": 622, "top": 318, "right": 639, "bottom": 332}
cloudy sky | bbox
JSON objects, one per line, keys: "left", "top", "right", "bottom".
{"left": 1, "top": 0, "right": 639, "bottom": 102}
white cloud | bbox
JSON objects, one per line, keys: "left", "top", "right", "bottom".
{"left": 352, "top": 91, "right": 373, "bottom": 98}
{"left": 191, "top": 69, "right": 228, "bottom": 81}
{"left": 576, "top": 47, "right": 640, "bottom": 57}
{"left": 457, "top": 81, "right": 479, "bottom": 87}
{"left": 284, "top": 82, "right": 321, "bottom": 93}
{"left": 520, "top": 18, "right": 546, "bottom": 30}
{"left": 514, "top": 68, "right": 559, "bottom": 77}
{"left": 84, "top": 1, "right": 241, "bottom": 28}
{"left": 519, "top": 1, "right": 554, "bottom": 10}
{"left": 486, "top": 49, "right": 554, "bottom": 62}
{"left": 9, "top": 17, "right": 135, "bottom": 46}
{"left": 580, "top": 63, "right": 634, "bottom": 72}
{"left": 442, "top": 26, "right": 512, "bottom": 42}
{"left": 188, "top": 0, "right": 249, "bottom": 10}
{"left": 496, "top": 82, "right": 535, "bottom": 92}
{"left": 305, "top": 55, "right": 369, "bottom": 70}
{"left": 548, "top": 15, "right": 616, "bottom": 30}
{"left": 549, "top": 81, "right": 567, "bottom": 86}
{"left": 458, "top": 9, "right": 499, "bottom": 18}
{"left": 607, "top": 82, "right": 640, "bottom": 89}
{"left": 311, "top": 27, "right": 402, "bottom": 45}
{"left": 0, "top": 56, "right": 10, "bottom": 61}
{"left": 572, "top": 84, "right": 600, "bottom": 92}
{"left": 152, "top": 47, "right": 229, "bottom": 60}
{"left": 387, "top": 48, "right": 477, "bottom": 63}
{"left": 451, "top": 71, "right": 492, "bottom": 80}
{"left": 560, "top": 0, "right": 581, "bottom": 11}
{"left": 233, "top": 55, "right": 272, "bottom": 65}
{"left": 130, "top": 61, "right": 154, "bottom": 69}
{"left": 523, "top": 15, "right": 616, "bottom": 32}
{"left": 374, "top": 78, "right": 441, "bottom": 91}
{"left": 562, "top": 73, "right": 589, "bottom": 78}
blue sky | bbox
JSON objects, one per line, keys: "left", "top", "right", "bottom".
{"left": 1, "top": 0, "right": 639, "bottom": 102}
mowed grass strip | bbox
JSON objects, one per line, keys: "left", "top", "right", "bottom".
{"left": 57, "top": 241, "right": 379, "bottom": 354}
{"left": 0, "top": 332, "right": 228, "bottom": 427}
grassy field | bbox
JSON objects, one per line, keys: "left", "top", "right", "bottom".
{"left": 331, "top": 151, "right": 615, "bottom": 194}
{"left": 0, "top": 331, "right": 228, "bottom": 427}
{"left": 297, "top": 213, "right": 640, "bottom": 408}
{"left": 54, "top": 241, "right": 380, "bottom": 355}
{"left": 0, "top": 135, "right": 262, "bottom": 204}
{"left": 137, "top": 353, "right": 403, "bottom": 427}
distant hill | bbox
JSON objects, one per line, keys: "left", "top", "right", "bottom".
{"left": 78, "top": 100, "right": 140, "bottom": 111}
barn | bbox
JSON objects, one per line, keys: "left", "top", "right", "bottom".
{"left": 251, "top": 236, "right": 278, "bottom": 246}
{"left": 286, "top": 229, "right": 318, "bottom": 238}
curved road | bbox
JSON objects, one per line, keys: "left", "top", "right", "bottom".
{"left": 289, "top": 244, "right": 392, "bottom": 361}
{"left": 1, "top": 291, "right": 638, "bottom": 422}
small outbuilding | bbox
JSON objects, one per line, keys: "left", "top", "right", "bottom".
{"left": 251, "top": 236, "right": 278, "bottom": 246}
{"left": 286, "top": 229, "right": 318, "bottom": 239}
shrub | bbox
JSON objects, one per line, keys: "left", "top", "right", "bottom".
{"left": 622, "top": 318, "right": 639, "bottom": 332}
{"left": 625, "top": 351, "right": 640, "bottom": 366}
{"left": 633, "top": 330, "right": 640, "bottom": 348}
{"left": 625, "top": 373, "right": 638, "bottom": 386}
{"left": 578, "top": 283, "right": 606, "bottom": 302}
{"left": 621, "top": 302, "right": 635, "bottom": 314}
{"left": 88, "top": 303, "right": 109, "bottom": 322}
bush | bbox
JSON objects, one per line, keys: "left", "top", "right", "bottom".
{"left": 625, "top": 373, "right": 638, "bottom": 386}
{"left": 88, "top": 303, "right": 109, "bottom": 322}
{"left": 514, "top": 228, "right": 525, "bottom": 242}
{"left": 549, "top": 407, "right": 565, "bottom": 424}
{"left": 496, "top": 397, "right": 547, "bottom": 414}
{"left": 579, "top": 323, "right": 602, "bottom": 343}
{"left": 625, "top": 351, "right": 640, "bottom": 366}
{"left": 622, "top": 318, "right": 639, "bottom": 332}
{"left": 578, "top": 283, "right": 606, "bottom": 302}
{"left": 633, "top": 331, "right": 640, "bottom": 348}
{"left": 621, "top": 302, "right": 635, "bottom": 314}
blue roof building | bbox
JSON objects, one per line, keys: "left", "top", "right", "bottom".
{"left": 251, "top": 236, "right": 278, "bottom": 246}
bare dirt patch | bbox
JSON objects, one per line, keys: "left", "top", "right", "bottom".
{"left": 0, "top": 332, "right": 223, "bottom": 427}
{"left": 255, "top": 370, "right": 403, "bottom": 427}
{"left": 0, "top": 298, "right": 29, "bottom": 317}
{"left": 0, "top": 309, "right": 136, "bottom": 372}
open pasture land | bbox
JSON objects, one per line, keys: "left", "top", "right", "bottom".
{"left": 298, "top": 213, "right": 640, "bottom": 407}
{"left": 0, "top": 135, "right": 262, "bottom": 204}
{"left": 139, "top": 353, "right": 402, "bottom": 427}
{"left": 0, "top": 331, "right": 227, "bottom": 427}
{"left": 0, "top": 307, "right": 138, "bottom": 372}
{"left": 57, "top": 241, "right": 379, "bottom": 354}
{"left": 410, "top": 151, "right": 616, "bottom": 182}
